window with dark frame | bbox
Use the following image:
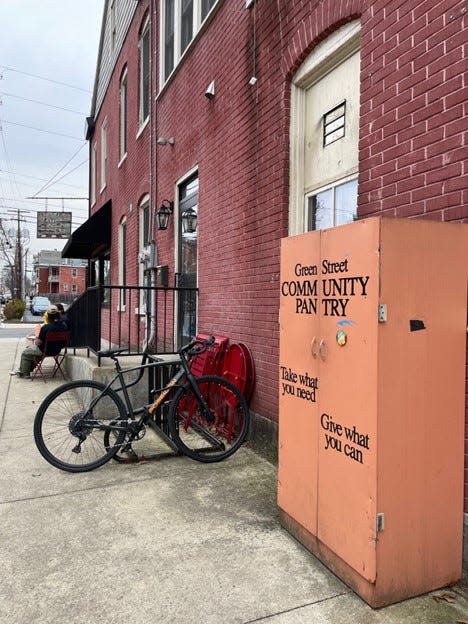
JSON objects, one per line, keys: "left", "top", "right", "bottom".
{"left": 163, "top": 0, "right": 219, "bottom": 82}
{"left": 142, "top": 202, "right": 150, "bottom": 246}
{"left": 181, "top": 0, "right": 193, "bottom": 54}
{"left": 119, "top": 70, "right": 127, "bottom": 159}
{"left": 201, "top": 0, "right": 217, "bottom": 19}
{"left": 164, "top": 0, "right": 175, "bottom": 79}
{"left": 139, "top": 17, "right": 150, "bottom": 124}
{"left": 119, "top": 220, "right": 127, "bottom": 307}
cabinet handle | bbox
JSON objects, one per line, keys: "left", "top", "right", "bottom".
{"left": 311, "top": 336, "right": 318, "bottom": 358}
{"left": 319, "top": 338, "right": 326, "bottom": 360}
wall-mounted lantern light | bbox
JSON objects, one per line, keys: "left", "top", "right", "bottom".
{"left": 156, "top": 200, "right": 173, "bottom": 230}
{"left": 181, "top": 207, "right": 197, "bottom": 234}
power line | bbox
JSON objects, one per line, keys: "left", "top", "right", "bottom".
{"left": 0, "top": 124, "right": 23, "bottom": 206}
{"left": 0, "top": 173, "right": 88, "bottom": 195}
{"left": 36, "top": 160, "right": 88, "bottom": 195}
{"left": 0, "top": 118, "right": 84, "bottom": 141}
{"left": 0, "top": 91, "right": 86, "bottom": 116}
{"left": 0, "top": 197, "right": 88, "bottom": 212}
{"left": 32, "top": 143, "right": 87, "bottom": 197}
{"left": 0, "top": 167, "right": 84, "bottom": 190}
{"left": 27, "top": 196, "right": 88, "bottom": 200}
{"left": 0, "top": 65, "right": 91, "bottom": 93}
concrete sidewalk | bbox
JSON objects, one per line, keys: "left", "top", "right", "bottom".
{"left": 0, "top": 334, "right": 467, "bottom": 624}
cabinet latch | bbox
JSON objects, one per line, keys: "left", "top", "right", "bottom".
{"left": 376, "top": 513, "right": 385, "bottom": 532}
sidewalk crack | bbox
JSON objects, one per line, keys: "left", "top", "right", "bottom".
{"left": 241, "top": 591, "right": 349, "bottom": 623}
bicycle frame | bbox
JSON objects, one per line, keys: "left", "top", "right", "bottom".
{"left": 91, "top": 349, "right": 213, "bottom": 434}
{"left": 33, "top": 336, "right": 249, "bottom": 471}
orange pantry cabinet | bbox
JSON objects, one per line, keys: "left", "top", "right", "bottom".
{"left": 278, "top": 217, "right": 468, "bottom": 607}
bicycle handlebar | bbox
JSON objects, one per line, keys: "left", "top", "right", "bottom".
{"left": 98, "top": 336, "right": 215, "bottom": 361}
{"left": 180, "top": 335, "right": 215, "bottom": 358}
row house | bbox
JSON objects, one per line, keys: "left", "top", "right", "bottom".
{"left": 62, "top": 0, "right": 467, "bottom": 556}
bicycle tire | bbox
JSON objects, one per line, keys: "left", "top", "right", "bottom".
{"left": 34, "top": 380, "right": 128, "bottom": 473}
{"left": 168, "top": 375, "right": 249, "bottom": 462}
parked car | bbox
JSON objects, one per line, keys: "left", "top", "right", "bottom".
{"left": 30, "top": 296, "right": 51, "bottom": 316}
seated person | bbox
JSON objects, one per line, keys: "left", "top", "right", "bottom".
{"left": 29, "top": 310, "right": 50, "bottom": 340}
{"left": 10, "top": 305, "right": 69, "bottom": 378}
{"left": 56, "top": 303, "right": 71, "bottom": 330}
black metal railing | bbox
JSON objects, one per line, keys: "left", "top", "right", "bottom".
{"left": 66, "top": 287, "right": 101, "bottom": 352}
{"left": 66, "top": 284, "right": 198, "bottom": 362}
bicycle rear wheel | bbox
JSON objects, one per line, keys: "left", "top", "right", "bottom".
{"left": 34, "top": 380, "right": 127, "bottom": 472}
{"left": 168, "top": 375, "right": 249, "bottom": 462}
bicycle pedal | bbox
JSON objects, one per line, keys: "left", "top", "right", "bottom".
{"left": 120, "top": 452, "right": 139, "bottom": 463}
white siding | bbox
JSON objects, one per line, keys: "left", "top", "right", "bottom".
{"left": 93, "top": 0, "right": 138, "bottom": 116}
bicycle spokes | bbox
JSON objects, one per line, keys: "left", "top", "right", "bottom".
{"left": 169, "top": 376, "right": 249, "bottom": 462}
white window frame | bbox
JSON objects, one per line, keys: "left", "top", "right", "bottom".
{"left": 100, "top": 119, "right": 108, "bottom": 191}
{"left": 289, "top": 21, "right": 360, "bottom": 235}
{"left": 174, "top": 166, "right": 199, "bottom": 344}
{"left": 305, "top": 175, "right": 358, "bottom": 231}
{"left": 137, "top": 195, "right": 150, "bottom": 315}
{"left": 90, "top": 142, "right": 97, "bottom": 206}
{"left": 119, "top": 68, "right": 128, "bottom": 163}
{"left": 160, "top": 0, "right": 219, "bottom": 85}
{"left": 118, "top": 217, "right": 127, "bottom": 311}
{"left": 139, "top": 15, "right": 150, "bottom": 128}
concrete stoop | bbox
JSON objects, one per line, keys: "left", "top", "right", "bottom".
{"left": 64, "top": 350, "right": 149, "bottom": 408}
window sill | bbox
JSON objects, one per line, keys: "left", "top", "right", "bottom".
{"left": 136, "top": 117, "right": 149, "bottom": 139}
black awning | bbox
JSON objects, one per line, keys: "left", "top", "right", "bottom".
{"left": 62, "top": 200, "right": 111, "bottom": 259}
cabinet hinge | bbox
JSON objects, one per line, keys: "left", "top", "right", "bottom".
{"left": 376, "top": 513, "right": 385, "bottom": 532}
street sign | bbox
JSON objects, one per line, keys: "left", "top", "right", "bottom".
{"left": 37, "top": 211, "right": 72, "bottom": 238}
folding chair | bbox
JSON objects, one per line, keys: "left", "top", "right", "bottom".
{"left": 30, "top": 330, "right": 71, "bottom": 382}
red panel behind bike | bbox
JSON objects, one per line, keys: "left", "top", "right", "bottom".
{"left": 189, "top": 334, "right": 229, "bottom": 377}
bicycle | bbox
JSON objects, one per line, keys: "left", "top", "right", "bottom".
{"left": 33, "top": 336, "right": 250, "bottom": 473}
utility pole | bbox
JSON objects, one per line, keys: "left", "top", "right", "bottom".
{"left": 0, "top": 209, "right": 30, "bottom": 300}
{"left": 14, "top": 210, "right": 22, "bottom": 300}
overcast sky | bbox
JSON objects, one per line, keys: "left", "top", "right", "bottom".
{"left": 0, "top": 1, "right": 105, "bottom": 260}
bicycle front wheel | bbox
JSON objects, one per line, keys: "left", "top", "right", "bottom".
{"left": 168, "top": 375, "right": 249, "bottom": 462}
{"left": 34, "top": 380, "right": 127, "bottom": 473}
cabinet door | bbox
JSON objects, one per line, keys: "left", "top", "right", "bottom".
{"left": 278, "top": 231, "right": 321, "bottom": 535}
{"left": 317, "top": 219, "right": 379, "bottom": 582}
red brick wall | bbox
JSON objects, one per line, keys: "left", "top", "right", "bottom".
{"left": 93, "top": 1, "right": 151, "bottom": 346}
{"left": 153, "top": 0, "right": 467, "bottom": 502}
{"left": 37, "top": 267, "right": 48, "bottom": 295}
{"left": 93, "top": 0, "right": 467, "bottom": 507}
{"left": 37, "top": 266, "right": 86, "bottom": 296}
{"left": 59, "top": 266, "right": 86, "bottom": 296}
{"left": 93, "top": 0, "right": 151, "bottom": 290}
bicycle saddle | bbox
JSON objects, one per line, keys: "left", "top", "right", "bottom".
{"left": 97, "top": 348, "right": 128, "bottom": 358}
